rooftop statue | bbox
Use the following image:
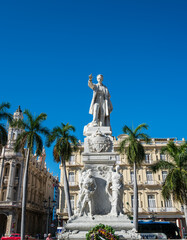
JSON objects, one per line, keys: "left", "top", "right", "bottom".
{"left": 88, "top": 74, "right": 113, "bottom": 127}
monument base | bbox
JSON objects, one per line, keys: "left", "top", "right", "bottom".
{"left": 60, "top": 215, "right": 140, "bottom": 240}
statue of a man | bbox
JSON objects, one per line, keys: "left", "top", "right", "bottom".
{"left": 88, "top": 74, "right": 113, "bottom": 127}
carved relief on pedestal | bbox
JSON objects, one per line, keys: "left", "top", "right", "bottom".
{"left": 106, "top": 165, "right": 124, "bottom": 217}
{"left": 77, "top": 169, "right": 97, "bottom": 217}
{"left": 87, "top": 130, "right": 112, "bottom": 153}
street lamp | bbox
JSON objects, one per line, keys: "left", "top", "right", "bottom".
{"left": 43, "top": 197, "right": 56, "bottom": 234}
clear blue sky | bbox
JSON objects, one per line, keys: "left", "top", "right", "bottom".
{"left": 1, "top": 0, "right": 187, "bottom": 177}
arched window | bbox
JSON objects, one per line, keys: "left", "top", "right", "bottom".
{"left": 4, "top": 164, "right": 10, "bottom": 177}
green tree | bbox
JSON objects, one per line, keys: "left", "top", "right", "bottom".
{"left": 119, "top": 123, "right": 149, "bottom": 232}
{"left": 46, "top": 123, "right": 78, "bottom": 219}
{"left": 151, "top": 140, "right": 187, "bottom": 227}
{"left": 14, "top": 110, "right": 49, "bottom": 240}
{"left": 0, "top": 102, "right": 12, "bottom": 147}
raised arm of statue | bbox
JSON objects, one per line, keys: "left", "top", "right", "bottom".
{"left": 88, "top": 73, "right": 95, "bottom": 90}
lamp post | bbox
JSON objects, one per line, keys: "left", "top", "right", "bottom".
{"left": 43, "top": 197, "right": 56, "bottom": 234}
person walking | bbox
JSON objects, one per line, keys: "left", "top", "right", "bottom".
{"left": 46, "top": 233, "right": 52, "bottom": 240}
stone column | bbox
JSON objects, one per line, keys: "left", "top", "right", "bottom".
{"left": 0, "top": 147, "right": 5, "bottom": 192}
{"left": 5, "top": 213, "right": 13, "bottom": 236}
{"left": 6, "top": 161, "right": 16, "bottom": 201}
{"left": 17, "top": 162, "right": 24, "bottom": 201}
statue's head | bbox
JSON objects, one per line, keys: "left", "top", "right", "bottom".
{"left": 97, "top": 74, "right": 103, "bottom": 84}
{"left": 87, "top": 169, "right": 92, "bottom": 177}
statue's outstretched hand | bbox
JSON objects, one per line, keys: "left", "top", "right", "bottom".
{"left": 89, "top": 73, "right": 93, "bottom": 81}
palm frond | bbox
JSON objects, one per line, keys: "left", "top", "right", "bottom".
{"left": 136, "top": 133, "right": 150, "bottom": 143}
{"left": 0, "top": 102, "right": 12, "bottom": 123}
{"left": 0, "top": 102, "right": 10, "bottom": 111}
{"left": 10, "top": 119, "right": 26, "bottom": 129}
{"left": 0, "top": 124, "right": 8, "bottom": 146}
{"left": 34, "top": 133, "right": 43, "bottom": 156}
{"left": 151, "top": 160, "right": 175, "bottom": 173}
{"left": 122, "top": 125, "right": 134, "bottom": 136}
{"left": 134, "top": 123, "right": 149, "bottom": 135}
{"left": 37, "top": 126, "right": 50, "bottom": 136}
{"left": 24, "top": 109, "right": 33, "bottom": 126}
{"left": 14, "top": 132, "right": 28, "bottom": 153}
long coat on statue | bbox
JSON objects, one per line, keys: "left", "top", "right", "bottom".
{"left": 89, "top": 83, "right": 113, "bottom": 126}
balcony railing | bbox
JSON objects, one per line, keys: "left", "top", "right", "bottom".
{"left": 69, "top": 182, "right": 77, "bottom": 186}
{"left": 68, "top": 161, "right": 76, "bottom": 165}
{"left": 161, "top": 207, "right": 177, "bottom": 212}
{"left": 144, "top": 180, "right": 158, "bottom": 185}
{"left": 147, "top": 207, "right": 157, "bottom": 212}
{"left": 144, "top": 160, "right": 152, "bottom": 164}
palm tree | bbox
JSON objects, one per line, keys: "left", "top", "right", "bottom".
{"left": 46, "top": 123, "right": 78, "bottom": 219}
{"left": 151, "top": 140, "right": 187, "bottom": 227}
{"left": 0, "top": 102, "right": 12, "bottom": 147}
{"left": 14, "top": 109, "right": 49, "bottom": 240}
{"left": 119, "top": 123, "right": 150, "bottom": 232}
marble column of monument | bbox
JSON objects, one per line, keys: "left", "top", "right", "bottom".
{"left": 60, "top": 74, "right": 139, "bottom": 240}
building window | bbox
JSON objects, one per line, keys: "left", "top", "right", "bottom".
{"left": 162, "top": 171, "right": 167, "bottom": 182}
{"left": 160, "top": 154, "right": 166, "bottom": 161}
{"left": 165, "top": 198, "right": 172, "bottom": 208}
{"left": 148, "top": 195, "right": 156, "bottom": 210}
{"left": 130, "top": 171, "right": 134, "bottom": 183}
{"left": 70, "top": 196, "right": 75, "bottom": 210}
{"left": 4, "top": 165, "right": 10, "bottom": 176}
{"left": 69, "top": 156, "right": 75, "bottom": 165}
{"left": 15, "top": 165, "right": 20, "bottom": 177}
{"left": 69, "top": 172, "right": 75, "bottom": 185}
{"left": 146, "top": 171, "right": 153, "bottom": 183}
{"left": 145, "top": 154, "right": 151, "bottom": 163}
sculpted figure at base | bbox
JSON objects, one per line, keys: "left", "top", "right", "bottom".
{"left": 77, "top": 169, "right": 97, "bottom": 217}
{"left": 106, "top": 165, "right": 124, "bottom": 216}
{"left": 88, "top": 74, "right": 113, "bottom": 127}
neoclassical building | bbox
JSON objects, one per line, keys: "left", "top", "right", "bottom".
{"left": 57, "top": 136, "right": 186, "bottom": 234}
{"left": 0, "top": 107, "right": 58, "bottom": 236}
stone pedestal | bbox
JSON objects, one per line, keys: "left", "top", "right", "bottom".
{"left": 60, "top": 126, "right": 139, "bottom": 240}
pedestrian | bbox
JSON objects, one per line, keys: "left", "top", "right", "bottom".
{"left": 46, "top": 233, "right": 52, "bottom": 240}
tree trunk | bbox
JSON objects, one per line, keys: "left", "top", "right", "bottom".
{"left": 63, "top": 160, "right": 72, "bottom": 219}
{"left": 133, "top": 162, "right": 138, "bottom": 232}
{"left": 21, "top": 148, "right": 30, "bottom": 240}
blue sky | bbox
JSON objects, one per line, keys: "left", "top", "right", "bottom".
{"left": 0, "top": 0, "right": 187, "bottom": 177}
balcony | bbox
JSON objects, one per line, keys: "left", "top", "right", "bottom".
{"left": 68, "top": 161, "right": 76, "bottom": 165}
{"left": 147, "top": 207, "right": 157, "bottom": 212}
{"left": 144, "top": 180, "right": 158, "bottom": 185}
{"left": 144, "top": 160, "right": 152, "bottom": 164}
{"left": 161, "top": 207, "right": 177, "bottom": 212}
{"left": 69, "top": 182, "right": 78, "bottom": 187}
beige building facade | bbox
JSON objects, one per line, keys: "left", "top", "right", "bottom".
{"left": 57, "top": 136, "right": 186, "bottom": 234}
{"left": 0, "top": 107, "right": 58, "bottom": 237}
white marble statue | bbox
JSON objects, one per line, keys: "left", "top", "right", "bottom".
{"left": 88, "top": 74, "right": 113, "bottom": 127}
{"left": 77, "top": 169, "right": 97, "bottom": 217}
{"left": 106, "top": 165, "right": 124, "bottom": 216}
